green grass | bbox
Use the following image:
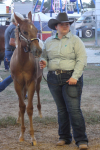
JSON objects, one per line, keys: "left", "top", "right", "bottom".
{"left": 84, "top": 65, "right": 100, "bottom": 71}
{"left": 83, "top": 65, "right": 100, "bottom": 85}
{"left": 84, "top": 77, "right": 100, "bottom": 86}
{"left": 33, "top": 111, "right": 100, "bottom": 125}
{"left": 83, "top": 111, "right": 100, "bottom": 125}
{"left": 81, "top": 37, "right": 95, "bottom": 42}
{"left": 33, "top": 116, "right": 57, "bottom": 125}
{"left": 0, "top": 116, "right": 17, "bottom": 128}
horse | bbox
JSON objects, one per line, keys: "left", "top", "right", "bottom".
{"left": 0, "top": 26, "right": 7, "bottom": 61}
{"left": 10, "top": 11, "right": 43, "bottom": 146}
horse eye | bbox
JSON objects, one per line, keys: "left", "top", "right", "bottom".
{"left": 23, "top": 31, "right": 28, "bottom": 35}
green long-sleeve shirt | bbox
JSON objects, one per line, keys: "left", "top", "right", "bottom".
{"left": 41, "top": 31, "right": 87, "bottom": 80}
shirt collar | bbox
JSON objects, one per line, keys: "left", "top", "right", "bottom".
{"left": 53, "top": 31, "right": 72, "bottom": 39}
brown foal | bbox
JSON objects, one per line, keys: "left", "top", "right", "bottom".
{"left": 10, "top": 11, "right": 43, "bottom": 145}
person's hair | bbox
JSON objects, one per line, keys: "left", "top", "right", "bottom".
{"left": 55, "top": 23, "right": 58, "bottom": 27}
{"left": 11, "top": 12, "right": 24, "bottom": 23}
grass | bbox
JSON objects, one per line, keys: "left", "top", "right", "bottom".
{"left": 83, "top": 111, "right": 100, "bottom": 125}
{"left": 0, "top": 116, "right": 17, "bottom": 128}
{"left": 33, "top": 116, "right": 57, "bottom": 125}
{"left": 33, "top": 111, "right": 100, "bottom": 125}
{"left": 81, "top": 37, "right": 95, "bottom": 42}
{"left": 83, "top": 64, "right": 100, "bottom": 86}
{"left": 84, "top": 77, "right": 100, "bottom": 86}
{"left": 0, "top": 61, "right": 100, "bottom": 127}
{"left": 0, "top": 111, "right": 99, "bottom": 128}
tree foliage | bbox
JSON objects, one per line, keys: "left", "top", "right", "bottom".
{"left": 44, "top": 0, "right": 51, "bottom": 12}
{"left": 88, "top": 0, "right": 95, "bottom": 8}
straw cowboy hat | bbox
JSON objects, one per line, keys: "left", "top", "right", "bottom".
{"left": 48, "top": 12, "right": 74, "bottom": 30}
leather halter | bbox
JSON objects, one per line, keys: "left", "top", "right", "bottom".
{"left": 18, "top": 24, "right": 39, "bottom": 53}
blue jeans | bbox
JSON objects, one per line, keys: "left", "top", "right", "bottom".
{"left": 47, "top": 71, "right": 88, "bottom": 145}
{"left": 4, "top": 50, "right": 14, "bottom": 70}
{"left": 0, "top": 75, "right": 13, "bottom": 92}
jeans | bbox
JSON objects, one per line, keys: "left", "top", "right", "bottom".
{"left": 47, "top": 71, "right": 88, "bottom": 145}
{"left": 4, "top": 50, "right": 14, "bottom": 70}
{"left": 0, "top": 75, "right": 13, "bottom": 92}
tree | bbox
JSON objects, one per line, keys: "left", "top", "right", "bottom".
{"left": 0, "top": 0, "right": 3, "bottom": 3}
{"left": 44, "top": 0, "right": 51, "bottom": 12}
{"left": 88, "top": 0, "right": 95, "bottom": 8}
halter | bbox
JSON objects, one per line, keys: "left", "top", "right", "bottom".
{"left": 18, "top": 24, "right": 39, "bottom": 53}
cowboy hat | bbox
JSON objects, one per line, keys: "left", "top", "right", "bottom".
{"left": 48, "top": 12, "right": 74, "bottom": 30}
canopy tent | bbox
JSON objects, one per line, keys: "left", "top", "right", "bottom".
{"left": 32, "top": 12, "right": 51, "bottom": 22}
{"left": 33, "top": 12, "right": 53, "bottom": 41}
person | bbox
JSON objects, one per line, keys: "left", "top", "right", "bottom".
{"left": 0, "top": 74, "right": 28, "bottom": 101}
{"left": 0, "top": 76, "right": 3, "bottom": 82}
{"left": 0, "top": 12, "right": 24, "bottom": 92}
{"left": 0, "top": 75, "right": 13, "bottom": 92}
{"left": 39, "top": 12, "right": 88, "bottom": 150}
{"left": 4, "top": 12, "right": 24, "bottom": 71}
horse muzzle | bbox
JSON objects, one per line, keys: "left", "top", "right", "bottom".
{"left": 31, "top": 47, "right": 42, "bottom": 58}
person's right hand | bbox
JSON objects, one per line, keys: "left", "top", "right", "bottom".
{"left": 39, "top": 60, "right": 46, "bottom": 69}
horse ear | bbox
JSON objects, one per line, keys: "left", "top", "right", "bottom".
{"left": 28, "top": 11, "right": 32, "bottom": 22}
{"left": 14, "top": 13, "right": 23, "bottom": 25}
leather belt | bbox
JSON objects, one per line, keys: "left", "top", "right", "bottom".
{"left": 7, "top": 49, "right": 15, "bottom": 51}
{"left": 49, "top": 70, "right": 73, "bottom": 75}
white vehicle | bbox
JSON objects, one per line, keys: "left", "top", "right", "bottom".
{"left": 75, "top": 10, "right": 96, "bottom": 38}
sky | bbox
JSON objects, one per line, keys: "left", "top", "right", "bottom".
{"left": 3, "top": 0, "right": 91, "bottom": 6}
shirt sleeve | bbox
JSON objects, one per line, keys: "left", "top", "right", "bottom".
{"left": 10, "top": 28, "right": 15, "bottom": 39}
{"left": 71, "top": 36, "right": 87, "bottom": 80}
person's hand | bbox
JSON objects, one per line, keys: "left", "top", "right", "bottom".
{"left": 6, "top": 58, "right": 9, "bottom": 62}
{"left": 39, "top": 60, "right": 46, "bottom": 69}
{"left": 66, "top": 77, "right": 77, "bottom": 85}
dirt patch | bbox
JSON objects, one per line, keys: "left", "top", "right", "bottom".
{"left": 0, "top": 63, "right": 100, "bottom": 150}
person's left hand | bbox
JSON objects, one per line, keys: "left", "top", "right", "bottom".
{"left": 66, "top": 77, "right": 77, "bottom": 85}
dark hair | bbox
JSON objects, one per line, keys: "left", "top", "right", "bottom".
{"left": 55, "top": 23, "right": 58, "bottom": 27}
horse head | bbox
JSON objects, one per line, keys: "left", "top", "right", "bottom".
{"left": 14, "top": 11, "right": 42, "bottom": 58}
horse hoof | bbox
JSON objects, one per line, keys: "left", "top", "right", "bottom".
{"left": 39, "top": 114, "right": 42, "bottom": 118}
{"left": 32, "top": 141, "right": 37, "bottom": 146}
{"left": 16, "top": 119, "right": 21, "bottom": 124}
{"left": 19, "top": 137, "right": 24, "bottom": 142}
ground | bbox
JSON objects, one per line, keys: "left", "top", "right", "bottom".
{"left": 0, "top": 60, "right": 100, "bottom": 149}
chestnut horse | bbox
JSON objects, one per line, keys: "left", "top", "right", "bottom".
{"left": 10, "top": 12, "right": 43, "bottom": 145}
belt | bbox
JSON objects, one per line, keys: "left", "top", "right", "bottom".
{"left": 7, "top": 49, "right": 15, "bottom": 51}
{"left": 49, "top": 70, "right": 73, "bottom": 75}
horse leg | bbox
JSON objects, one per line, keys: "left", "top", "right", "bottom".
{"left": 17, "top": 88, "right": 26, "bottom": 124}
{"left": 17, "top": 109, "right": 21, "bottom": 124}
{"left": 36, "top": 76, "right": 42, "bottom": 118}
{"left": 14, "top": 80, "right": 26, "bottom": 142}
{"left": 26, "top": 81, "right": 37, "bottom": 146}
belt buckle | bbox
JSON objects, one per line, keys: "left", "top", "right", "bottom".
{"left": 55, "top": 70, "right": 59, "bottom": 75}
{"left": 55, "top": 70, "right": 62, "bottom": 75}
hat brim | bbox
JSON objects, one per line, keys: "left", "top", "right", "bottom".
{"left": 48, "top": 19, "right": 74, "bottom": 30}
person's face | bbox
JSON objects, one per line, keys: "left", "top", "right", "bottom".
{"left": 55, "top": 22, "right": 70, "bottom": 35}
